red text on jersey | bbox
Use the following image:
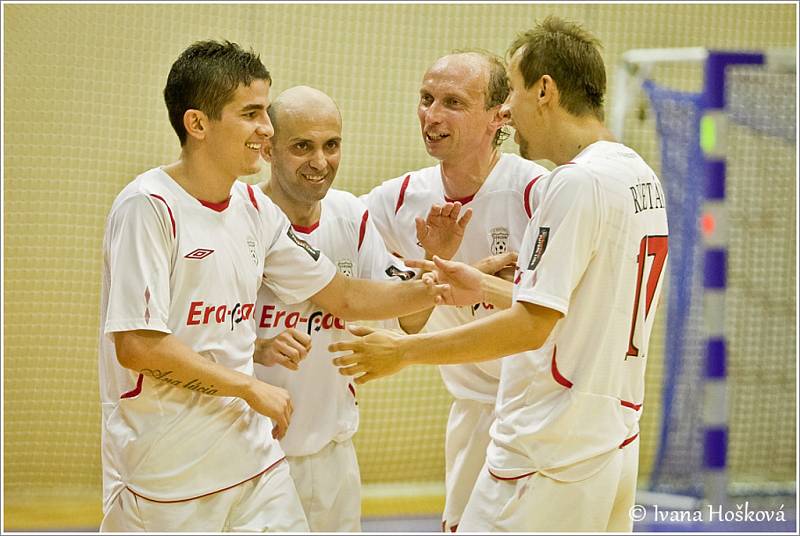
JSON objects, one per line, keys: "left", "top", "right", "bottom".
{"left": 258, "top": 304, "right": 345, "bottom": 335}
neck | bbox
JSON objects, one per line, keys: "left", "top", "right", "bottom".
{"left": 163, "top": 149, "right": 236, "bottom": 203}
{"left": 439, "top": 145, "right": 501, "bottom": 200}
{"left": 549, "top": 112, "right": 616, "bottom": 166}
{"left": 262, "top": 181, "right": 321, "bottom": 228}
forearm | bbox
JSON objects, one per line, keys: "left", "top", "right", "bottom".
{"left": 480, "top": 273, "right": 515, "bottom": 309}
{"left": 401, "top": 301, "right": 561, "bottom": 366}
{"left": 398, "top": 307, "right": 434, "bottom": 334}
{"left": 114, "top": 330, "right": 256, "bottom": 400}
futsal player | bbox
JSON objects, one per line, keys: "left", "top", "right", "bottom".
{"left": 361, "top": 50, "right": 549, "bottom": 532}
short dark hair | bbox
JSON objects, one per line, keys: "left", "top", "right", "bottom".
{"left": 164, "top": 40, "right": 271, "bottom": 145}
{"left": 508, "top": 16, "right": 606, "bottom": 120}
{"left": 451, "top": 49, "right": 510, "bottom": 147}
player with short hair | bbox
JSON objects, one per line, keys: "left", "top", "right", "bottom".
{"left": 99, "top": 40, "right": 448, "bottom": 532}
{"left": 334, "top": 17, "right": 669, "bottom": 532}
{"left": 361, "top": 50, "right": 550, "bottom": 531}
{"left": 252, "top": 85, "right": 423, "bottom": 531}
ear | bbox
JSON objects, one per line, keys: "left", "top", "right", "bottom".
{"left": 489, "top": 101, "right": 511, "bottom": 132}
{"left": 538, "top": 75, "right": 557, "bottom": 106}
{"left": 183, "top": 109, "right": 208, "bottom": 141}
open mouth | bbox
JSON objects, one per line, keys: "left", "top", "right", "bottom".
{"left": 425, "top": 132, "right": 449, "bottom": 143}
{"left": 245, "top": 142, "right": 262, "bottom": 151}
{"left": 301, "top": 173, "right": 327, "bottom": 184}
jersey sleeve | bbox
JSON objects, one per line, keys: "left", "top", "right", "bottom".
{"left": 360, "top": 178, "right": 407, "bottom": 257}
{"left": 104, "top": 194, "right": 173, "bottom": 334}
{"left": 260, "top": 201, "right": 337, "bottom": 305}
{"left": 355, "top": 208, "right": 417, "bottom": 282}
{"left": 514, "top": 166, "right": 602, "bottom": 315}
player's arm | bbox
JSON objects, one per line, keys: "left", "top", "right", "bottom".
{"left": 398, "top": 202, "right": 473, "bottom": 333}
{"left": 330, "top": 300, "right": 562, "bottom": 384}
{"left": 114, "top": 329, "right": 294, "bottom": 438}
{"left": 309, "top": 271, "right": 443, "bottom": 321}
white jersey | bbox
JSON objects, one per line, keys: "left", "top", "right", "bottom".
{"left": 363, "top": 153, "right": 549, "bottom": 403}
{"left": 255, "top": 189, "right": 415, "bottom": 457}
{"left": 489, "top": 141, "right": 669, "bottom": 481}
{"left": 99, "top": 168, "right": 337, "bottom": 508}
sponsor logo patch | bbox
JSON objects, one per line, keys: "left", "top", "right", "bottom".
{"left": 184, "top": 248, "right": 214, "bottom": 259}
{"left": 287, "top": 227, "right": 320, "bottom": 261}
{"left": 527, "top": 227, "right": 550, "bottom": 270}
{"left": 385, "top": 265, "right": 415, "bottom": 281}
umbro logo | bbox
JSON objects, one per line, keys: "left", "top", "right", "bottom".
{"left": 184, "top": 248, "right": 214, "bottom": 259}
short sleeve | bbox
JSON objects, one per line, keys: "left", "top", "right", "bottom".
{"left": 355, "top": 209, "right": 416, "bottom": 282}
{"left": 260, "top": 202, "right": 337, "bottom": 305}
{"left": 104, "top": 194, "right": 173, "bottom": 334}
{"left": 514, "top": 167, "right": 602, "bottom": 315}
{"left": 360, "top": 180, "right": 407, "bottom": 257}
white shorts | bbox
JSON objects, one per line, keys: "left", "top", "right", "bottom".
{"left": 286, "top": 438, "right": 361, "bottom": 532}
{"left": 459, "top": 439, "right": 640, "bottom": 532}
{"left": 442, "top": 398, "right": 495, "bottom": 532}
{"left": 99, "top": 459, "right": 308, "bottom": 532}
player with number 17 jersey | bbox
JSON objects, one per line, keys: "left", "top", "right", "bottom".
{"left": 489, "top": 141, "right": 669, "bottom": 482}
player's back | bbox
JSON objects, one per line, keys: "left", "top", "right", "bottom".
{"left": 491, "top": 141, "right": 668, "bottom": 480}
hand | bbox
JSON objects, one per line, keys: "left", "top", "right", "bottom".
{"left": 406, "top": 256, "right": 485, "bottom": 306}
{"left": 254, "top": 329, "right": 312, "bottom": 371}
{"left": 329, "top": 325, "right": 409, "bottom": 384}
{"left": 243, "top": 380, "right": 293, "bottom": 439}
{"left": 472, "top": 251, "right": 518, "bottom": 282}
{"left": 415, "top": 202, "right": 473, "bottom": 260}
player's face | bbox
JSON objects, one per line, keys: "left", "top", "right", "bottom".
{"left": 505, "top": 50, "right": 542, "bottom": 161}
{"left": 268, "top": 107, "right": 342, "bottom": 206}
{"left": 417, "top": 56, "right": 498, "bottom": 162}
{"left": 206, "top": 80, "right": 274, "bottom": 180}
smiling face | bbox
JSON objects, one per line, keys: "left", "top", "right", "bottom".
{"left": 417, "top": 54, "right": 499, "bottom": 163}
{"left": 266, "top": 87, "right": 342, "bottom": 207}
{"left": 204, "top": 79, "right": 274, "bottom": 180}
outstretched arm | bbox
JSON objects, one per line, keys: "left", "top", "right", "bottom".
{"left": 114, "top": 330, "right": 294, "bottom": 438}
{"left": 329, "top": 300, "right": 562, "bottom": 384}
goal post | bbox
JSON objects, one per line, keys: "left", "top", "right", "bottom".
{"left": 611, "top": 47, "right": 796, "bottom": 505}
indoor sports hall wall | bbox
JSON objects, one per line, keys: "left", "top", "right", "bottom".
{"left": 3, "top": 3, "right": 796, "bottom": 530}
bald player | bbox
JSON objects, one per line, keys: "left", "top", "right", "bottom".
{"left": 361, "top": 50, "right": 550, "bottom": 531}
{"left": 252, "top": 86, "right": 429, "bottom": 531}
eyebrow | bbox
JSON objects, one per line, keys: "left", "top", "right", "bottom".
{"left": 240, "top": 103, "right": 267, "bottom": 113}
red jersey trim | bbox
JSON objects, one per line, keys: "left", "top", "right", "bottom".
{"left": 292, "top": 221, "right": 320, "bottom": 234}
{"left": 149, "top": 194, "right": 176, "bottom": 238}
{"left": 488, "top": 468, "right": 537, "bottom": 481}
{"left": 357, "top": 210, "right": 369, "bottom": 251}
{"left": 620, "top": 433, "right": 639, "bottom": 449}
{"left": 394, "top": 174, "right": 411, "bottom": 214}
{"left": 198, "top": 197, "right": 231, "bottom": 212}
{"left": 246, "top": 184, "right": 260, "bottom": 211}
{"left": 120, "top": 373, "right": 144, "bottom": 399}
{"left": 621, "top": 400, "right": 643, "bottom": 411}
{"left": 443, "top": 193, "right": 476, "bottom": 205}
{"left": 348, "top": 383, "right": 356, "bottom": 398}
{"left": 551, "top": 346, "right": 573, "bottom": 389}
{"left": 523, "top": 174, "right": 544, "bottom": 218}
{"left": 126, "top": 457, "right": 286, "bottom": 504}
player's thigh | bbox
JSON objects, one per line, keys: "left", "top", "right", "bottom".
{"left": 102, "top": 488, "right": 234, "bottom": 532}
{"left": 229, "top": 460, "right": 309, "bottom": 532}
{"left": 607, "top": 440, "right": 640, "bottom": 532}
{"left": 444, "top": 399, "right": 494, "bottom": 528}
{"left": 100, "top": 489, "right": 148, "bottom": 532}
{"left": 310, "top": 439, "right": 361, "bottom": 531}
{"left": 457, "top": 463, "right": 521, "bottom": 533}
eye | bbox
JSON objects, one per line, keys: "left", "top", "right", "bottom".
{"left": 419, "top": 94, "right": 433, "bottom": 105}
{"left": 326, "top": 140, "right": 340, "bottom": 150}
{"left": 446, "top": 98, "right": 462, "bottom": 107}
{"left": 294, "top": 141, "right": 309, "bottom": 151}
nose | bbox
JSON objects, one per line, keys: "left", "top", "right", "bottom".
{"left": 308, "top": 149, "right": 326, "bottom": 170}
{"left": 422, "top": 100, "right": 444, "bottom": 125}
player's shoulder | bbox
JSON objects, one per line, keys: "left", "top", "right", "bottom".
{"left": 110, "top": 167, "right": 172, "bottom": 214}
{"left": 488, "top": 153, "right": 550, "bottom": 192}
{"left": 370, "top": 164, "right": 440, "bottom": 197}
{"left": 324, "top": 188, "right": 367, "bottom": 219}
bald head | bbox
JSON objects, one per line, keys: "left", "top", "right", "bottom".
{"left": 427, "top": 51, "right": 509, "bottom": 110}
{"left": 268, "top": 85, "right": 342, "bottom": 139}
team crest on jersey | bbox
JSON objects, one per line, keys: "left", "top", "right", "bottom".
{"left": 527, "top": 227, "right": 550, "bottom": 270}
{"left": 247, "top": 238, "right": 258, "bottom": 265}
{"left": 287, "top": 227, "right": 320, "bottom": 261}
{"left": 490, "top": 227, "right": 510, "bottom": 255}
{"left": 337, "top": 259, "right": 354, "bottom": 278}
